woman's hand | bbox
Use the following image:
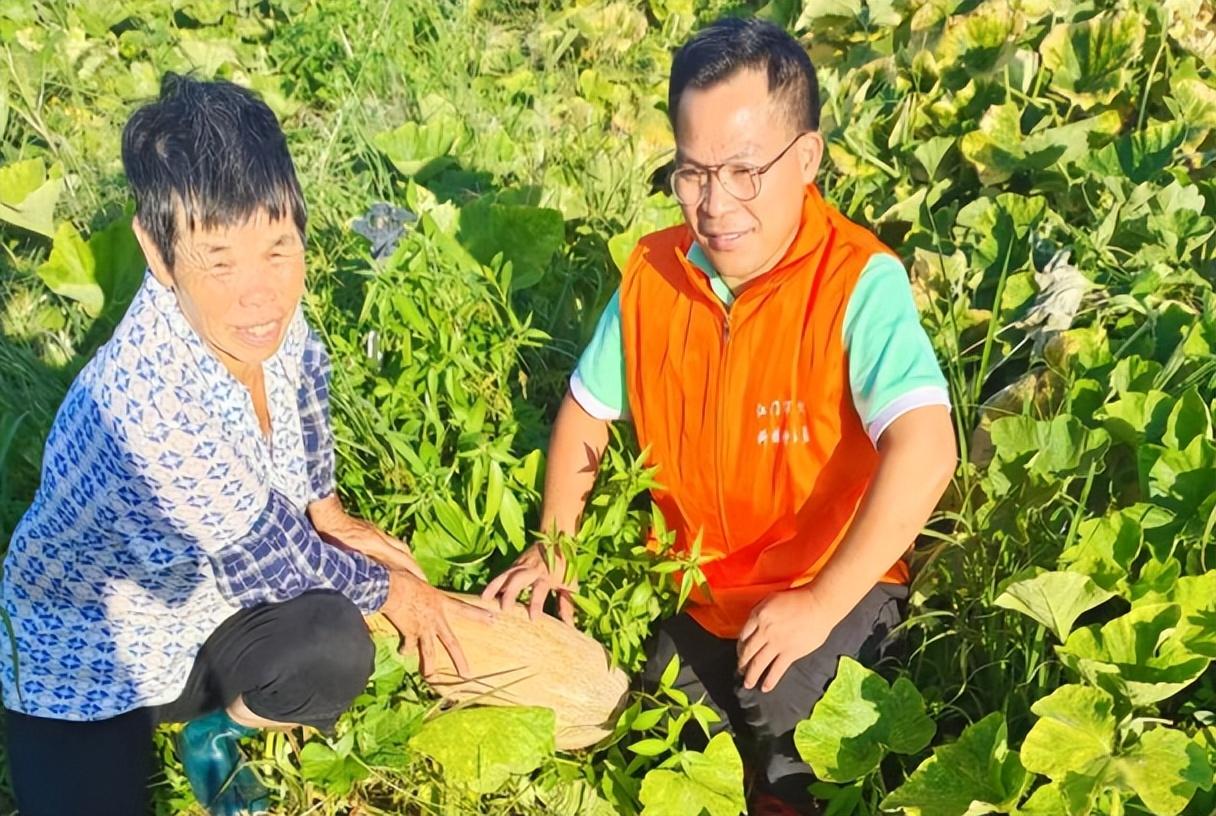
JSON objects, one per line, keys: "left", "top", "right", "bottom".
{"left": 482, "top": 543, "right": 577, "bottom": 624}
{"left": 308, "top": 494, "right": 425, "bottom": 580}
{"left": 382, "top": 570, "right": 491, "bottom": 678}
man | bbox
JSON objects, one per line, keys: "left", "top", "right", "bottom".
{"left": 485, "top": 18, "right": 957, "bottom": 814}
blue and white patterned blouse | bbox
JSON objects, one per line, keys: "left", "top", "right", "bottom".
{"left": 0, "top": 272, "right": 389, "bottom": 720}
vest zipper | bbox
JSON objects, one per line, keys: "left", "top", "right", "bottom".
{"left": 715, "top": 309, "right": 733, "bottom": 552}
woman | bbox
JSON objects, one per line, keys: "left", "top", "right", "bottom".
{"left": 0, "top": 74, "right": 483, "bottom": 816}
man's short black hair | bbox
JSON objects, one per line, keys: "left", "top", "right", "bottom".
{"left": 121, "top": 73, "right": 306, "bottom": 269}
{"left": 668, "top": 17, "right": 820, "bottom": 134}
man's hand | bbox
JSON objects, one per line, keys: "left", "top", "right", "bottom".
{"left": 382, "top": 570, "right": 491, "bottom": 678}
{"left": 481, "top": 543, "right": 577, "bottom": 623}
{"left": 737, "top": 587, "right": 833, "bottom": 693}
{"left": 735, "top": 406, "right": 956, "bottom": 694}
{"left": 309, "top": 494, "right": 425, "bottom": 579}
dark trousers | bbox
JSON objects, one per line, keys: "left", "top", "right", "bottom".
{"left": 640, "top": 583, "right": 907, "bottom": 804}
{"left": 5, "top": 589, "right": 374, "bottom": 816}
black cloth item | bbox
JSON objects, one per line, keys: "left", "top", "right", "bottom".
{"left": 5, "top": 589, "right": 374, "bottom": 816}
{"left": 639, "top": 582, "right": 908, "bottom": 805}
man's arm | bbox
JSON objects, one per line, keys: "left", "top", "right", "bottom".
{"left": 482, "top": 389, "right": 612, "bottom": 622}
{"left": 737, "top": 404, "right": 957, "bottom": 691}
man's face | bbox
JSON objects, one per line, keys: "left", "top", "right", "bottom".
{"left": 137, "top": 208, "right": 306, "bottom": 377}
{"left": 673, "top": 68, "right": 823, "bottom": 284}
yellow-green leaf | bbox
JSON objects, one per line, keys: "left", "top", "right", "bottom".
{"left": 0, "top": 159, "right": 62, "bottom": 237}
{"left": 37, "top": 222, "right": 103, "bottom": 316}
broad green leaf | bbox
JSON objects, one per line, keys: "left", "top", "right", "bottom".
{"left": 369, "top": 635, "right": 409, "bottom": 698}
{"left": 956, "top": 193, "right": 1047, "bottom": 275}
{"left": 911, "top": 135, "right": 955, "bottom": 180}
{"left": 881, "top": 713, "right": 1028, "bottom": 815}
{"left": 1045, "top": 326, "right": 1114, "bottom": 375}
{"left": 457, "top": 199, "right": 564, "bottom": 290}
{"left": 867, "top": 0, "right": 903, "bottom": 27}
{"left": 175, "top": 33, "right": 241, "bottom": 76}
{"left": 1141, "top": 572, "right": 1216, "bottom": 658}
{"left": 1059, "top": 511, "right": 1143, "bottom": 593}
{"left": 1117, "top": 728, "right": 1212, "bottom": 815}
{"left": 639, "top": 732, "right": 745, "bottom": 816}
{"left": 299, "top": 734, "right": 369, "bottom": 796}
{"left": 1140, "top": 571, "right": 1216, "bottom": 615}
{"left": 886, "top": 677, "right": 937, "bottom": 755}
{"left": 1039, "top": 11, "right": 1146, "bottom": 109}
{"left": 794, "top": 658, "right": 934, "bottom": 782}
{"left": 1109, "top": 356, "right": 1163, "bottom": 395}
{"left": 32, "top": 216, "right": 145, "bottom": 321}
{"left": 1057, "top": 604, "right": 1210, "bottom": 706}
{"left": 995, "top": 571, "right": 1116, "bottom": 641}
{"left": 1017, "top": 775, "right": 1103, "bottom": 815}
{"left": 73, "top": 0, "right": 131, "bottom": 35}
{"left": 373, "top": 117, "right": 465, "bottom": 178}
{"left": 794, "top": 659, "right": 882, "bottom": 781}
{"left": 1100, "top": 390, "right": 1173, "bottom": 447}
{"left": 566, "top": 2, "right": 649, "bottom": 56}
{"left": 1029, "top": 417, "right": 1108, "bottom": 477}
{"left": 357, "top": 702, "right": 426, "bottom": 767}
{"left": 936, "top": 0, "right": 1017, "bottom": 76}
{"left": 961, "top": 104, "right": 1120, "bottom": 184}
{"left": 89, "top": 215, "right": 147, "bottom": 322}
{"left": 246, "top": 72, "right": 302, "bottom": 120}
{"left": 410, "top": 706, "right": 555, "bottom": 794}
{"left": 0, "top": 158, "right": 62, "bottom": 237}
{"left": 988, "top": 414, "right": 1110, "bottom": 490}
{"left": 1081, "top": 120, "right": 1188, "bottom": 185}
{"left": 960, "top": 104, "right": 1033, "bottom": 186}
{"left": 1167, "top": 75, "right": 1216, "bottom": 140}
{"left": 37, "top": 222, "right": 103, "bottom": 316}
{"left": 795, "top": 0, "right": 863, "bottom": 27}
{"left": 1145, "top": 437, "right": 1216, "bottom": 521}
{"left": 1147, "top": 180, "right": 1216, "bottom": 260}
{"left": 647, "top": 0, "right": 694, "bottom": 23}
{"left": 1131, "top": 558, "right": 1183, "bottom": 601}
{"left": 1163, "top": 388, "right": 1212, "bottom": 450}
{"left": 177, "top": 0, "right": 231, "bottom": 25}
{"left": 1020, "top": 685, "right": 1116, "bottom": 780}
{"left": 1023, "top": 112, "right": 1123, "bottom": 169}
{"left": 608, "top": 193, "right": 683, "bottom": 273}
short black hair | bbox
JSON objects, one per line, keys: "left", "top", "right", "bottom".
{"left": 121, "top": 73, "right": 306, "bottom": 269}
{"left": 668, "top": 17, "right": 819, "bottom": 134}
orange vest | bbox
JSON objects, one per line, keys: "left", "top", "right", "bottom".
{"left": 619, "top": 185, "right": 909, "bottom": 638}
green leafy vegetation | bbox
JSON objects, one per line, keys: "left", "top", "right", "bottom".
{"left": 1, "top": 0, "right": 1214, "bottom": 812}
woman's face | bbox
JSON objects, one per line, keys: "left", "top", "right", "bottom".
{"left": 136, "top": 208, "right": 306, "bottom": 379}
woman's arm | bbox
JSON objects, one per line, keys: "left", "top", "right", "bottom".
{"left": 307, "top": 492, "right": 425, "bottom": 579}
{"left": 297, "top": 325, "right": 425, "bottom": 577}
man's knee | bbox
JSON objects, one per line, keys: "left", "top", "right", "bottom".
{"left": 736, "top": 664, "right": 826, "bottom": 743}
